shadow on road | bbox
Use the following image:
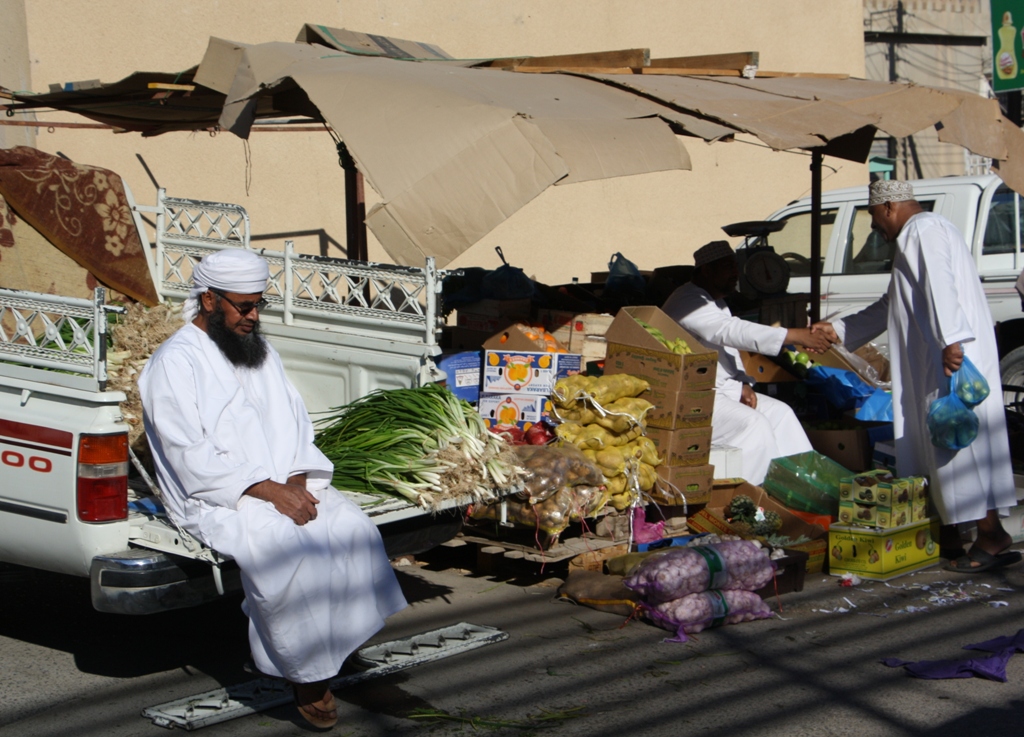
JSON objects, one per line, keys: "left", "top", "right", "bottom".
{"left": 0, "top": 563, "right": 450, "bottom": 682}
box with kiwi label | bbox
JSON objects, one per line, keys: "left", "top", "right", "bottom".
{"left": 841, "top": 472, "right": 912, "bottom": 514}
{"left": 876, "top": 505, "right": 910, "bottom": 529}
{"left": 828, "top": 518, "right": 940, "bottom": 581}
{"left": 840, "top": 472, "right": 883, "bottom": 502}
{"left": 838, "top": 500, "right": 877, "bottom": 526}
{"left": 838, "top": 500, "right": 911, "bottom": 530}
{"left": 912, "top": 498, "right": 929, "bottom": 522}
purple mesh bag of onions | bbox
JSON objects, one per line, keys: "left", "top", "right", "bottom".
{"left": 623, "top": 540, "right": 776, "bottom": 603}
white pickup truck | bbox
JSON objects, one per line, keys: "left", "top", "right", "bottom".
{"left": 756, "top": 174, "right": 1024, "bottom": 389}
{"left": 0, "top": 191, "right": 468, "bottom": 615}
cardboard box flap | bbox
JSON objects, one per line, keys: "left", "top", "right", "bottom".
{"left": 605, "top": 306, "right": 715, "bottom": 362}
{"left": 709, "top": 479, "right": 826, "bottom": 541}
{"left": 483, "top": 323, "right": 569, "bottom": 352}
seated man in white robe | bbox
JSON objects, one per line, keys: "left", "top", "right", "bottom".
{"left": 139, "top": 249, "right": 406, "bottom": 729}
{"left": 662, "top": 240, "right": 834, "bottom": 485}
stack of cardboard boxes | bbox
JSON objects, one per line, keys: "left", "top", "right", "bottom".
{"left": 476, "top": 324, "right": 582, "bottom": 431}
{"left": 837, "top": 470, "right": 929, "bottom": 529}
{"left": 602, "top": 306, "right": 719, "bottom": 506}
{"left": 829, "top": 469, "right": 938, "bottom": 580}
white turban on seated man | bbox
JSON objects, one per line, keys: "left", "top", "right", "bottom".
{"left": 140, "top": 248, "right": 407, "bottom": 729}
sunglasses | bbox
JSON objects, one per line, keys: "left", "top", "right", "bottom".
{"left": 211, "top": 289, "right": 268, "bottom": 315}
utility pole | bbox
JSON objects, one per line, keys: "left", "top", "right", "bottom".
{"left": 885, "top": 1, "right": 904, "bottom": 167}
{"left": 866, "top": 0, "right": 988, "bottom": 178}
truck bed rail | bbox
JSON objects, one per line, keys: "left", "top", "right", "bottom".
{"left": 0, "top": 287, "right": 124, "bottom": 392}
{"left": 153, "top": 191, "right": 446, "bottom": 348}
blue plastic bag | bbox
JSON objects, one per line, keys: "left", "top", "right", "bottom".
{"left": 953, "top": 354, "right": 990, "bottom": 408}
{"left": 855, "top": 388, "right": 893, "bottom": 422}
{"left": 480, "top": 247, "right": 536, "bottom": 300}
{"left": 927, "top": 377, "right": 979, "bottom": 450}
{"left": 805, "top": 366, "right": 875, "bottom": 411}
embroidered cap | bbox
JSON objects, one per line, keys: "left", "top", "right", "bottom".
{"left": 868, "top": 179, "right": 915, "bottom": 207}
{"left": 693, "top": 240, "right": 735, "bottom": 268}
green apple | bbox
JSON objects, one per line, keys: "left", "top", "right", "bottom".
{"left": 795, "top": 352, "right": 811, "bottom": 366}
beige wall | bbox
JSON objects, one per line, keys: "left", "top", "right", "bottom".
{"left": 18, "top": 0, "right": 868, "bottom": 285}
{"left": 0, "top": 0, "right": 35, "bottom": 149}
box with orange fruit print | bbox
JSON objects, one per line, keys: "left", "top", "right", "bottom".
{"left": 482, "top": 323, "right": 583, "bottom": 396}
{"left": 477, "top": 394, "right": 553, "bottom": 432}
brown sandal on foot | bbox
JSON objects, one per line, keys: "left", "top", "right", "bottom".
{"left": 293, "top": 686, "right": 338, "bottom": 729}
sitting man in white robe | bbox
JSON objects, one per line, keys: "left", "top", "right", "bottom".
{"left": 139, "top": 248, "right": 406, "bottom": 729}
{"left": 813, "top": 180, "right": 1020, "bottom": 573}
{"left": 662, "top": 240, "right": 833, "bottom": 485}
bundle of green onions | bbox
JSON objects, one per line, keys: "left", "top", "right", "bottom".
{"left": 313, "top": 384, "right": 524, "bottom": 510}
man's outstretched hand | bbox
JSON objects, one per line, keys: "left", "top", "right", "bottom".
{"left": 786, "top": 326, "right": 835, "bottom": 354}
{"left": 810, "top": 322, "right": 840, "bottom": 344}
{"left": 244, "top": 479, "right": 320, "bottom": 525}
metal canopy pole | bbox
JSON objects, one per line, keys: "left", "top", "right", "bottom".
{"left": 810, "top": 149, "right": 823, "bottom": 324}
{"left": 336, "top": 140, "right": 369, "bottom": 261}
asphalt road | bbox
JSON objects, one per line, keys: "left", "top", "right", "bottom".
{"left": 2, "top": 544, "right": 1023, "bottom": 737}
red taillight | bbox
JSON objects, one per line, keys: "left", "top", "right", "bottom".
{"left": 77, "top": 434, "right": 128, "bottom": 522}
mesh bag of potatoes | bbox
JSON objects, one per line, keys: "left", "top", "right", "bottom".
{"left": 470, "top": 445, "right": 610, "bottom": 544}
{"left": 552, "top": 373, "right": 660, "bottom": 511}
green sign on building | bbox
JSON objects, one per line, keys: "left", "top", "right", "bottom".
{"left": 992, "top": 1, "right": 1024, "bottom": 92}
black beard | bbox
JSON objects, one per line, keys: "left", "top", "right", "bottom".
{"left": 207, "top": 307, "right": 268, "bottom": 369}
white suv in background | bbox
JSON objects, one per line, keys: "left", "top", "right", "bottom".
{"left": 761, "top": 175, "right": 1024, "bottom": 392}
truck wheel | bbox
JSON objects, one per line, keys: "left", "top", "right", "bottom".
{"left": 1000, "top": 346, "right": 1024, "bottom": 414}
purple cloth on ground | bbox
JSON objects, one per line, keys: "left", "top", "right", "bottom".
{"left": 962, "top": 629, "right": 1024, "bottom": 654}
{"left": 881, "top": 651, "right": 1015, "bottom": 682}
{"left": 882, "top": 629, "right": 1024, "bottom": 682}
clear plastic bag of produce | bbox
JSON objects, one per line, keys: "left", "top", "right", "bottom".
{"left": 470, "top": 487, "right": 572, "bottom": 536}
{"left": 512, "top": 445, "right": 605, "bottom": 503}
{"left": 927, "top": 377, "right": 979, "bottom": 450}
{"left": 762, "top": 451, "right": 850, "bottom": 517}
{"left": 623, "top": 540, "right": 775, "bottom": 603}
{"left": 831, "top": 342, "right": 890, "bottom": 389}
{"left": 646, "top": 589, "right": 773, "bottom": 643}
{"left": 952, "top": 354, "right": 990, "bottom": 409}
{"left": 470, "top": 483, "right": 609, "bottom": 540}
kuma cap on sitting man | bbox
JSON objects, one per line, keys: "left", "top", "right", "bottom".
{"left": 868, "top": 179, "right": 914, "bottom": 206}
{"left": 693, "top": 240, "right": 735, "bottom": 268}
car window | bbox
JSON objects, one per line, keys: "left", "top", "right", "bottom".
{"left": 841, "top": 200, "right": 936, "bottom": 275}
{"left": 768, "top": 209, "right": 838, "bottom": 277}
{"left": 983, "top": 187, "right": 1022, "bottom": 256}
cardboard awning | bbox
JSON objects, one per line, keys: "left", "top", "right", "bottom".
{"left": 197, "top": 38, "right": 721, "bottom": 266}
{"left": 10, "top": 26, "right": 1024, "bottom": 267}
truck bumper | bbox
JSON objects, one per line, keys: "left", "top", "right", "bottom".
{"left": 90, "top": 549, "right": 241, "bottom": 615}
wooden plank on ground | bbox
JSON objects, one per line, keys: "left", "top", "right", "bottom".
{"left": 458, "top": 532, "right": 623, "bottom": 565}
